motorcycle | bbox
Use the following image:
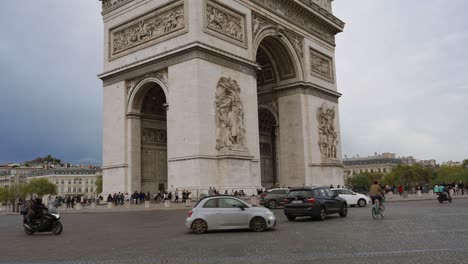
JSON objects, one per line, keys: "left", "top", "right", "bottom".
{"left": 437, "top": 192, "right": 452, "bottom": 203}
{"left": 23, "top": 207, "right": 63, "bottom": 235}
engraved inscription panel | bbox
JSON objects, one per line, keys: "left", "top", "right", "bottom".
{"left": 310, "top": 48, "right": 334, "bottom": 83}
{"left": 205, "top": 0, "right": 247, "bottom": 48}
{"left": 110, "top": 1, "right": 186, "bottom": 59}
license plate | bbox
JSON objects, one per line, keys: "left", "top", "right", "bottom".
{"left": 292, "top": 200, "right": 303, "bottom": 204}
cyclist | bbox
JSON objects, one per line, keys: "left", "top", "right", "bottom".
{"left": 369, "top": 180, "right": 385, "bottom": 208}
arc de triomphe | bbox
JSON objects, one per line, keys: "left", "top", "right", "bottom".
{"left": 98, "top": 0, "right": 345, "bottom": 195}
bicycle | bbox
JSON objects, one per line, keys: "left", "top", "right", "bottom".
{"left": 371, "top": 197, "right": 385, "bottom": 219}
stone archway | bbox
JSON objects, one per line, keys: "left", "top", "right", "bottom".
{"left": 99, "top": 0, "right": 345, "bottom": 196}
{"left": 256, "top": 34, "right": 301, "bottom": 188}
{"left": 139, "top": 84, "right": 168, "bottom": 193}
{"left": 126, "top": 77, "right": 169, "bottom": 194}
{"left": 258, "top": 107, "right": 277, "bottom": 188}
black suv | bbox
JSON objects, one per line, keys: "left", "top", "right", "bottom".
{"left": 283, "top": 187, "right": 348, "bottom": 221}
{"left": 259, "top": 188, "right": 289, "bottom": 209}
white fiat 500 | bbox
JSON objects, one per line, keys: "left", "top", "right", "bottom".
{"left": 186, "top": 195, "right": 276, "bottom": 234}
{"left": 331, "top": 188, "right": 372, "bottom": 207}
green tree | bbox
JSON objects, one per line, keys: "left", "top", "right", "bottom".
{"left": 95, "top": 176, "right": 103, "bottom": 194}
{"left": 462, "top": 159, "right": 468, "bottom": 167}
{"left": 26, "top": 178, "right": 57, "bottom": 197}
{"left": 0, "top": 184, "right": 29, "bottom": 203}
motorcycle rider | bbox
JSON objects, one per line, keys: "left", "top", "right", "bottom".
{"left": 26, "top": 198, "right": 47, "bottom": 224}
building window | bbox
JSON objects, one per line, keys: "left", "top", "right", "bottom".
{"left": 91, "top": 180, "right": 94, "bottom": 184}
{"left": 68, "top": 187, "right": 71, "bottom": 193}
{"left": 61, "top": 179, "right": 64, "bottom": 184}
{"left": 78, "top": 188, "right": 82, "bottom": 193}
{"left": 86, "top": 180, "right": 89, "bottom": 184}
{"left": 73, "top": 187, "right": 76, "bottom": 193}
{"left": 91, "top": 187, "right": 94, "bottom": 193}
{"left": 56, "top": 180, "right": 59, "bottom": 184}
{"left": 85, "top": 188, "right": 88, "bottom": 193}
{"left": 383, "top": 168, "right": 387, "bottom": 173}
{"left": 68, "top": 180, "right": 71, "bottom": 184}
{"left": 61, "top": 187, "right": 64, "bottom": 193}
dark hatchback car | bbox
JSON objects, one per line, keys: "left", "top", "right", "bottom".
{"left": 283, "top": 187, "right": 348, "bottom": 221}
{"left": 259, "top": 188, "right": 289, "bottom": 209}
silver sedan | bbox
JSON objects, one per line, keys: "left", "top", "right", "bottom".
{"left": 185, "top": 195, "right": 276, "bottom": 234}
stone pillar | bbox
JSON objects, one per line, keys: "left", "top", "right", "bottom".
{"left": 429, "top": 190, "right": 434, "bottom": 196}
{"left": 166, "top": 59, "right": 261, "bottom": 195}
{"left": 278, "top": 93, "right": 308, "bottom": 187}
{"left": 75, "top": 203, "right": 83, "bottom": 211}
{"left": 417, "top": 190, "right": 422, "bottom": 197}
{"left": 144, "top": 201, "right": 150, "bottom": 208}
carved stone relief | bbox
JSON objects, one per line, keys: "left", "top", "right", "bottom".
{"left": 142, "top": 128, "right": 167, "bottom": 145}
{"left": 252, "top": 13, "right": 304, "bottom": 59}
{"left": 300, "top": 0, "right": 332, "bottom": 13}
{"left": 127, "top": 69, "right": 168, "bottom": 105}
{"left": 110, "top": 1, "right": 185, "bottom": 59}
{"left": 283, "top": 29, "right": 304, "bottom": 58}
{"left": 204, "top": 0, "right": 247, "bottom": 48}
{"left": 310, "top": 48, "right": 334, "bottom": 83}
{"left": 215, "top": 77, "right": 247, "bottom": 151}
{"left": 250, "top": 0, "right": 336, "bottom": 45}
{"left": 317, "top": 103, "right": 338, "bottom": 159}
{"left": 101, "top": 0, "right": 132, "bottom": 14}
{"left": 252, "top": 13, "right": 272, "bottom": 37}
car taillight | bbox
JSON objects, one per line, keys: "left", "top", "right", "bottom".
{"left": 188, "top": 210, "right": 193, "bottom": 217}
{"left": 307, "top": 198, "right": 316, "bottom": 204}
{"left": 261, "top": 193, "right": 267, "bottom": 197}
{"left": 283, "top": 198, "right": 289, "bottom": 204}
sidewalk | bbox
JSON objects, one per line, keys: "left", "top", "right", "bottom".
{"left": 384, "top": 193, "right": 468, "bottom": 202}
{"left": 0, "top": 201, "right": 194, "bottom": 216}
{"left": 2, "top": 194, "right": 467, "bottom": 216}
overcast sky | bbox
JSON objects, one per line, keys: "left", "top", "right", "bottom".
{"left": 0, "top": 0, "right": 466, "bottom": 165}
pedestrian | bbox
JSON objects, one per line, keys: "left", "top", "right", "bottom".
{"left": 175, "top": 189, "right": 179, "bottom": 203}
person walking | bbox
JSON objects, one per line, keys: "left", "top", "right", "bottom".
{"left": 175, "top": 189, "right": 179, "bottom": 203}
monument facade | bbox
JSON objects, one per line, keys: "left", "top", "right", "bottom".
{"left": 98, "top": 0, "right": 345, "bottom": 195}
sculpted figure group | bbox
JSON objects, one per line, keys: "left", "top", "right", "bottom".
{"left": 317, "top": 104, "right": 338, "bottom": 159}
{"left": 215, "top": 77, "right": 246, "bottom": 151}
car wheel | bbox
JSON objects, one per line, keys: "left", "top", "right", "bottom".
{"left": 339, "top": 204, "right": 348, "bottom": 217}
{"left": 358, "top": 199, "right": 366, "bottom": 207}
{"left": 318, "top": 207, "right": 326, "bottom": 221}
{"left": 286, "top": 215, "right": 296, "bottom": 221}
{"left": 191, "top": 219, "right": 208, "bottom": 234}
{"left": 250, "top": 217, "right": 267, "bottom": 232}
{"left": 268, "top": 200, "right": 278, "bottom": 209}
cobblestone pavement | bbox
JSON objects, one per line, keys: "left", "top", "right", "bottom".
{"left": 1, "top": 199, "right": 468, "bottom": 264}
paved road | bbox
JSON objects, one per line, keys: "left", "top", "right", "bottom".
{"left": 1, "top": 199, "right": 468, "bottom": 264}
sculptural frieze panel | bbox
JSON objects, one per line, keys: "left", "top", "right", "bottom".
{"left": 142, "top": 128, "right": 167, "bottom": 145}
{"left": 310, "top": 48, "right": 334, "bottom": 83}
{"left": 102, "top": 0, "right": 133, "bottom": 14}
{"left": 215, "top": 77, "right": 247, "bottom": 152}
{"left": 110, "top": 1, "right": 186, "bottom": 59}
{"left": 204, "top": 0, "right": 247, "bottom": 48}
{"left": 317, "top": 103, "right": 338, "bottom": 159}
{"left": 250, "top": 0, "right": 335, "bottom": 45}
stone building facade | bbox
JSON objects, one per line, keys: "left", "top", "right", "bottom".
{"left": 98, "top": 0, "right": 345, "bottom": 195}
{"left": 27, "top": 168, "right": 102, "bottom": 197}
{"left": 343, "top": 153, "right": 417, "bottom": 179}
